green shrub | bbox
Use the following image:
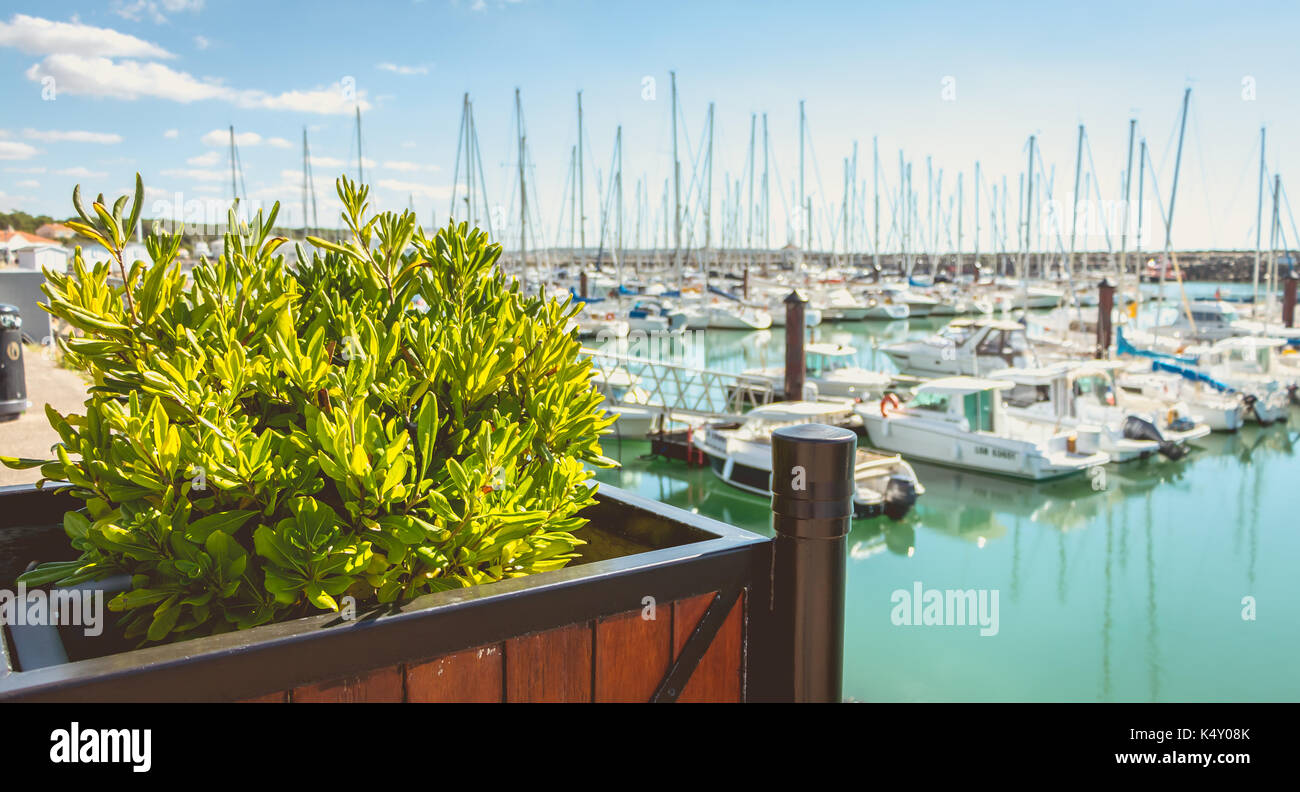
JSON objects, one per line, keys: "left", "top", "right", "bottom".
{"left": 3, "top": 176, "right": 614, "bottom": 644}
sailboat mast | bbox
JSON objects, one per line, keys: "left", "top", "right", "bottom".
{"left": 515, "top": 88, "right": 527, "bottom": 291}
{"left": 229, "top": 125, "right": 238, "bottom": 204}
{"left": 872, "top": 137, "right": 880, "bottom": 273}
{"left": 799, "top": 100, "right": 806, "bottom": 249}
{"left": 1253, "top": 127, "right": 1266, "bottom": 308}
{"left": 301, "top": 127, "right": 309, "bottom": 236}
{"left": 355, "top": 106, "right": 364, "bottom": 183}
{"left": 1069, "top": 124, "right": 1085, "bottom": 287}
{"left": 577, "top": 92, "right": 585, "bottom": 254}
{"left": 1160, "top": 87, "right": 1192, "bottom": 314}
{"left": 1118, "top": 119, "right": 1136, "bottom": 287}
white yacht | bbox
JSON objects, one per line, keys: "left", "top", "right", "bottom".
{"left": 706, "top": 301, "right": 773, "bottom": 330}
{"left": 854, "top": 377, "right": 1110, "bottom": 480}
{"left": 1115, "top": 362, "right": 1248, "bottom": 432}
{"left": 570, "top": 300, "right": 630, "bottom": 339}
{"left": 856, "top": 288, "right": 912, "bottom": 320}
{"left": 881, "top": 318, "right": 1033, "bottom": 376}
{"left": 817, "top": 287, "right": 873, "bottom": 321}
{"left": 741, "top": 342, "right": 892, "bottom": 400}
{"left": 692, "top": 401, "right": 925, "bottom": 519}
{"left": 991, "top": 361, "right": 1211, "bottom": 462}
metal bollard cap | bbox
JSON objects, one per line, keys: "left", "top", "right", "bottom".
{"left": 771, "top": 424, "right": 857, "bottom": 535}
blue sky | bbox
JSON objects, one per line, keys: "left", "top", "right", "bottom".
{"left": 0, "top": 0, "right": 1297, "bottom": 251}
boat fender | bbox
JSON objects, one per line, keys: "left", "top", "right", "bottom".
{"left": 880, "top": 392, "right": 901, "bottom": 418}
{"left": 883, "top": 475, "right": 917, "bottom": 520}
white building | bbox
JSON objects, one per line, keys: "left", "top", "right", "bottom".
{"left": 16, "top": 245, "right": 70, "bottom": 273}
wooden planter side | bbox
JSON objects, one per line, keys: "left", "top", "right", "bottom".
{"left": 0, "top": 483, "right": 771, "bottom": 703}
{"left": 243, "top": 590, "right": 747, "bottom": 703}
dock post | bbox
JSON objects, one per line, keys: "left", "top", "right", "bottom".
{"left": 769, "top": 425, "right": 855, "bottom": 702}
{"left": 1096, "top": 277, "right": 1115, "bottom": 359}
{"left": 743, "top": 266, "right": 750, "bottom": 301}
{"left": 1284, "top": 271, "right": 1297, "bottom": 328}
{"left": 580, "top": 270, "right": 589, "bottom": 299}
{"left": 783, "top": 290, "right": 807, "bottom": 400}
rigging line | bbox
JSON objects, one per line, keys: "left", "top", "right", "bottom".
{"left": 803, "top": 120, "right": 834, "bottom": 249}
{"left": 1221, "top": 133, "right": 1259, "bottom": 247}
{"left": 1187, "top": 94, "right": 1219, "bottom": 249}
{"left": 1084, "top": 132, "right": 1114, "bottom": 252}
{"left": 1280, "top": 182, "right": 1300, "bottom": 265}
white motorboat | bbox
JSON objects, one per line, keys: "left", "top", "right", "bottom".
{"left": 625, "top": 297, "right": 688, "bottom": 334}
{"left": 991, "top": 361, "right": 1211, "bottom": 462}
{"left": 1115, "top": 362, "right": 1248, "bottom": 432}
{"left": 570, "top": 300, "right": 630, "bottom": 339}
{"left": 591, "top": 368, "right": 662, "bottom": 436}
{"left": 881, "top": 318, "right": 1034, "bottom": 376}
{"left": 857, "top": 289, "right": 912, "bottom": 320}
{"left": 854, "top": 377, "right": 1110, "bottom": 480}
{"left": 817, "top": 287, "right": 873, "bottom": 321}
{"left": 691, "top": 401, "right": 925, "bottom": 519}
{"left": 706, "top": 302, "right": 773, "bottom": 330}
{"left": 741, "top": 342, "right": 892, "bottom": 400}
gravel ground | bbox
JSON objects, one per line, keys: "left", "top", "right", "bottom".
{"left": 0, "top": 345, "right": 88, "bottom": 486}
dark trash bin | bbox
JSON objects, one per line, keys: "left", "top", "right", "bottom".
{"left": 0, "top": 304, "right": 27, "bottom": 421}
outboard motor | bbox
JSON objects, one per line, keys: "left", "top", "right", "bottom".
{"left": 1241, "top": 393, "right": 1264, "bottom": 424}
{"left": 883, "top": 475, "right": 918, "bottom": 520}
{"left": 1122, "top": 415, "right": 1187, "bottom": 460}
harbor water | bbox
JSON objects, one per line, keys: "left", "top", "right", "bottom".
{"left": 589, "top": 297, "right": 1300, "bottom": 702}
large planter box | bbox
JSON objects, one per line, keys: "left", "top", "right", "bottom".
{"left": 0, "top": 483, "right": 775, "bottom": 703}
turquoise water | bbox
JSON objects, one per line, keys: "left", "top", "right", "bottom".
{"left": 590, "top": 303, "right": 1300, "bottom": 702}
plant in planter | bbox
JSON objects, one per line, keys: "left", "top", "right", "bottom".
{"left": 2, "top": 175, "right": 614, "bottom": 645}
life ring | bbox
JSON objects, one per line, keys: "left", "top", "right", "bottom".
{"left": 605, "top": 312, "right": 615, "bottom": 321}
{"left": 880, "top": 392, "right": 901, "bottom": 418}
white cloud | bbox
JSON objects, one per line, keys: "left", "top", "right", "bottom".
{"left": 23, "top": 128, "right": 122, "bottom": 144}
{"left": 187, "top": 150, "right": 220, "bottom": 166}
{"left": 0, "top": 140, "right": 38, "bottom": 160}
{"left": 382, "top": 160, "right": 439, "bottom": 173}
{"left": 55, "top": 166, "right": 109, "bottom": 178}
{"left": 160, "top": 167, "right": 228, "bottom": 182}
{"left": 376, "top": 179, "right": 451, "bottom": 200}
{"left": 199, "top": 130, "right": 291, "bottom": 149}
{"left": 201, "top": 129, "right": 261, "bottom": 147}
{"left": 113, "top": 1, "right": 205, "bottom": 24}
{"left": 4, "top": 166, "right": 45, "bottom": 174}
{"left": 25, "top": 55, "right": 370, "bottom": 115}
{"left": 0, "top": 14, "right": 173, "bottom": 58}
{"left": 377, "top": 62, "right": 430, "bottom": 76}
{"left": 194, "top": 35, "right": 210, "bottom": 50}
{"left": 309, "top": 155, "right": 375, "bottom": 173}
{"left": 163, "top": 129, "right": 179, "bottom": 139}
{"left": 16, "top": 179, "right": 38, "bottom": 188}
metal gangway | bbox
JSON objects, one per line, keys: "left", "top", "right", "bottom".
{"left": 581, "top": 346, "right": 780, "bottom": 422}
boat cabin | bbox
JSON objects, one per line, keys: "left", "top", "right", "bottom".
{"left": 902, "top": 377, "right": 1013, "bottom": 434}
{"left": 992, "top": 361, "right": 1125, "bottom": 420}
{"left": 804, "top": 342, "right": 860, "bottom": 377}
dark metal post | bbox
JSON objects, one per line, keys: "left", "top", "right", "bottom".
{"left": 0, "top": 304, "right": 27, "bottom": 421}
{"left": 743, "top": 266, "right": 750, "bottom": 301}
{"left": 783, "top": 290, "right": 807, "bottom": 401}
{"left": 1284, "top": 271, "right": 1297, "bottom": 328}
{"left": 770, "top": 425, "right": 854, "bottom": 702}
{"left": 579, "top": 270, "right": 589, "bottom": 299}
{"left": 1096, "top": 277, "right": 1115, "bottom": 359}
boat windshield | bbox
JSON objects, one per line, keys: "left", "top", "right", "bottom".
{"left": 1072, "top": 374, "right": 1115, "bottom": 406}
{"left": 938, "top": 325, "right": 974, "bottom": 346}
{"left": 909, "top": 390, "right": 951, "bottom": 413}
